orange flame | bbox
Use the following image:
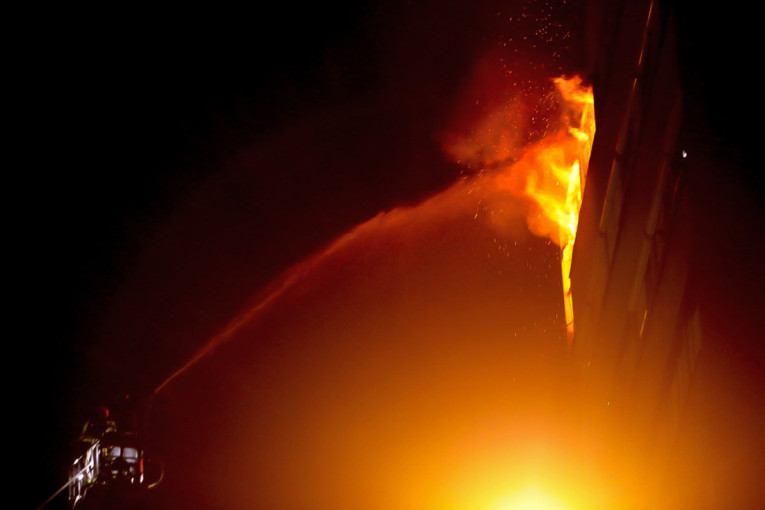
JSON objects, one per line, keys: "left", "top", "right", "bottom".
{"left": 520, "top": 76, "right": 594, "bottom": 343}
{"left": 447, "top": 75, "right": 595, "bottom": 342}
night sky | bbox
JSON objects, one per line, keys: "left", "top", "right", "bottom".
{"left": 21, "top": 1, "right": 762, "bottom": 509}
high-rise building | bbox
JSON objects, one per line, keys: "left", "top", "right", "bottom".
{"left": 571, "top": 0, "right": 764, "bottom": 507}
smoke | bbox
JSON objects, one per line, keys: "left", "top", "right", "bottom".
{"left": 440, "top": 61, "right": 593, "bottom": 250}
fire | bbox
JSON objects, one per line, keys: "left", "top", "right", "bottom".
{"left": 508, "top": 76, "right": 594, "bottom": 342}
{"left": 447, "top": 75, "right": 595, "bottom": 342}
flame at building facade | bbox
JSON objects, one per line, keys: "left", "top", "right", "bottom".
{"left": 446, "top": 75, "right": 595, "bottom": 342}
{"left": 512, "top": 76, "right": 595, "bottom": 342}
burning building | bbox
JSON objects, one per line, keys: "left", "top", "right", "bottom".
{"left": 29, "top": 1, "right": 764, "bottom": 509}
{"left": 570, "top": 0, "right": 764, "bottom": 507}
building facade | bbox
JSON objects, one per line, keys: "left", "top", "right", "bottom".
{"left": 571, "top": 0, "right": 764, "bottom": 507}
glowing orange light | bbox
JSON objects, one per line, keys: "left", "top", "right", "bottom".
{"left": 489, "top": 486, "right": 572, "bottom": 510}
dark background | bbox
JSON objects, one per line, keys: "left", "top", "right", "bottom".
{"left": 19, "top": 1, "right": 760, "bottom": 508}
